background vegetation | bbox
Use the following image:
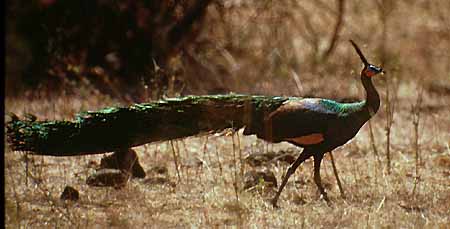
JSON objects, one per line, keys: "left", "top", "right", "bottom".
{"left": 5, "top": 0, "right": 450, "bottom": 227}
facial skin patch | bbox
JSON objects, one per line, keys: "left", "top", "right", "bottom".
{"left": 287, "top": 133, "right": 324, "bottom": 145}
{"left": 364, "top": 68, "right": 375, "bottom": 77}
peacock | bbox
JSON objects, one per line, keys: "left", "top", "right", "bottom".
{"left": 268, "top": 40, "right": 384, "bottom": 207}
{"left": 6, "top": 40, "right": 384, "bottom": 207}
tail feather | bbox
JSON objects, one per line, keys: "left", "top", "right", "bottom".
{"left": 6, "top": 95, "right": 288, "bottom": 156}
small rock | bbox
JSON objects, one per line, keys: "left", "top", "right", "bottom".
{"left": 60, "top": 186, "right": 79, "bottom": 201}
{"left": 100, "top": 149, "right": 146, "bottom": 178}
{"left": 86, "top": 169, "right": 129, "bottom": 187}
{"left": 149, "top": 165, "right": 168, "bottom": 175}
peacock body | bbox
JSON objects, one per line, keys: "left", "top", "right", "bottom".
{"left": 6, "top": 94, "right": 377, "bottom": 156}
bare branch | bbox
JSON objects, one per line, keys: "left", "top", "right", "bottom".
{"left": 321, "top": 0, "right": 345, "bottom": 62}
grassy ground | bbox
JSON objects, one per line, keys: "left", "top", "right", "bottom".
{"left": 4, "top": 78, "right": 450, "bottom": 228}
{"left": 4, "top": 1, "right": 450, "bottom": 228}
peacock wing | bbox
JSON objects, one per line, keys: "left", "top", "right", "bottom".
{"left": 265, "top": 99, "right": 338, "bottom": 144}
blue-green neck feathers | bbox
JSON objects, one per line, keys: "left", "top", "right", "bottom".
{"left": 318, "top": 75, "right": 380, "bottom": 119}
{"left": 318, "top": 99, "right": 365, "bottom": 116}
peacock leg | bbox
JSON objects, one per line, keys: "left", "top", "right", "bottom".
{"left": 272, "top": 148, "right": 312, "bottom": 207}
{"left": 313, "top": 153, "right": 329, "bottom": 202}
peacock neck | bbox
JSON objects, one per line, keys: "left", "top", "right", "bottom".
{"left": 361, "top": 75, "right": 380, "bottom": 118}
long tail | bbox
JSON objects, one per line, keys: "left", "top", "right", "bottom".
{"left": 6, "top": 94, "right": 288, "bottom": 156}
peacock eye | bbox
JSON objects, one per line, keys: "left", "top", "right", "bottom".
{"left": 368, "top": 65, "right": 382, "bottom": 73}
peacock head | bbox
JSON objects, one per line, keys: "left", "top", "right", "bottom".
{"left": 363, "top": 64, "right": 384, "bottom": 77}
{"left": 349, "top": 40, "right": 385, "bottom": 78}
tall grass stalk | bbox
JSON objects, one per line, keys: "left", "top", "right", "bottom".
{"left": 411, "top": 84, "right": 424, "bottom": 196}
{"left": 170, "top": 140, "right": 182, "bottom": 182}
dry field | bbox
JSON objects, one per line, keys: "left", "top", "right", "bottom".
{"left": 5, "top": 77, "right": 450, "bottom": 228}
{"left": 4, "top": 1, "right": 450, "bottom": 228}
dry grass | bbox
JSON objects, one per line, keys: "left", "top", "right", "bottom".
{"left": 4, "top": 0, "right": 450, "bottom": 228}
{"left": 4, "top": 81, "right": 450, "bottom": 228}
